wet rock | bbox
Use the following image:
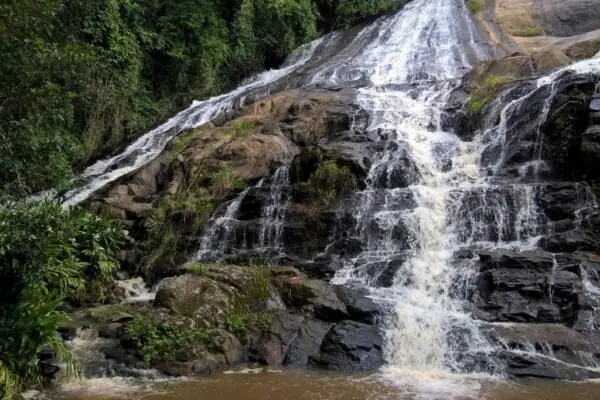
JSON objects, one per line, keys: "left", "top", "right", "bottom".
{"left": 277, "top": 276, "right": 349, "bottom": 322}
{"left": 99, "top": 323, "right": 125, "bottom": 339}
{"left": 490, "top": 323, "right": 600, "bottom": 380}
{"left": 285, "top": 318, "right": 334, "bottom": 367}
{"left": 539, "top": 230, "right": 599, "bottom": 253}
{"left": 473, "top": 250, "right": 583, "bottom": 323}
{"left": 502, "top": 351, "right": 600, "bottom": 381}
{"left": 310, "top": 320, "right": 383, "bottom": 372}
{"left": 334, "top": 285, "right": 381, "bottom": 325}
{"left": 58, "top": 326, "right": 77, "bottom": 341}
{"left": 249, "top": 311, "right": 303, "bottom": 365}
{"left": 370, "top": 142, "right": 420, "bottom": 189}
{"left": 38, "top": 347, "right": 60, "bottom": 380}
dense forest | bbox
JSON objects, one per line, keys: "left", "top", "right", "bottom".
{"left": 0, "top": 1, "right": 402, "bottom": 398}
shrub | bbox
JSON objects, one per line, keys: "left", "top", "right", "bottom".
{"left": 467, "top": 0, "right": 483, "bottom": 14}
{"left": 167, "top": 131, "right": 197, "bottom": 164}
{"left": 123, "top": 313, "right": 210, "bottom": 364}
{"left": 297, "top": 160, "right": 358, "bottom": 207}
{"left": 515, "top": 25, "right": 542, "bottom": 37}
{"left": 210, "top": 164, "right": 247, "bottom": 199}
{"left": 230, "top": 119, "right": 258, "bottom": 138}
{"left": 466, "top": 74, "right": 513, "bottom": 115}
{"left": 0, "top": 201, "right": 126, "bottom": 398}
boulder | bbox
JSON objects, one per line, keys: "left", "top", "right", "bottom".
{"left": 154, "top": 274, "right": 236, "bottom": 327}
{"left": 249, "top": 311, "right": 303, "bottom": 365}
{"left": 310, "top": 320, "right": 383, "bottom": 372}
{"left": 334, "top": 285, "right": 381, "bottom": 324}
{"left": 285, "top": 318, "right": 334, "bottom": 367}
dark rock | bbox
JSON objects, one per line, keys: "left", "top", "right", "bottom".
{"left": 38, "top": 347, "right": 60, "bottom": 380}
{"left": 285, "top": 318, "right": 334, "bottom": 367}
{"left": 370, "top": 142, "right": 420, "bottom": 189}
{"left": 503, "top": 351, "right": 600, "bottom": 380}
{"left": 249, "top": 311, "right": 304, "bottom": 365}
{"left": 490, "top": 323, "right": 600, "bottom": 378}
{"left": 539, "top": 230, "right": 599, "bottom": 252}
{"left": 473, "top": 250, "right": 583, "bottom": 323}
{"left": 58, "top": 326, "right": 77, "bottom": 341}
{"left": 334, "top": 285, "right": 381, "bottom": 324}
{"left": 310, "top": 320, "right": 383, "bottom": 372}
{"left": 99, "top": 323, "right": 125, "bottom": 339}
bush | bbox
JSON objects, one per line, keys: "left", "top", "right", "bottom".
{"left": 467, "top": 0, "right": 483, "bottom": 14}
{"left": 210, "top": 164, "right": 247, "bottom": 199}
{"left": 230, "top": 119, "right": 259, "bottom": 138}
{"left": 466, "top": 74, "right": 513, "bottom": 115}
{"left": 297, "top": 160, "right": 358, "bottom": 207}
{"left": 0, "top": 201, "right": 127, "bottom": 398}
{"left": 123, "top": 313, "right": 210, "bottom": 364}
{"left": 515, "top": 25, "right": 542, "bottom": 37}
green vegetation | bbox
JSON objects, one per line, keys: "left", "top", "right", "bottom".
{"left": 467, "top": 0, "right": 483, "bottom": 14}
{"left": 123, "top": 313, "right": 210, "bottom": 364}
{"left": 167, "top": 131, "right": 198, "bottom": 164}
{"left": 515, "top": 25, "right": 543, "bottom": 37}
{"left": 0, "top": 0, "right": 404, "bottom": 198}
{"left": 226, "top": 268, "right": 272, "bottom": 340}
{"left": 0, "top": 201, "right": 127, "bottom": 398}
{"left": 466, "top": 74, "right": 513, "bottom": 115}
{"left": 210, "top": 164, "right": 248, "bottom": 198}
{"left": 230, "top": 119, "right": 259, "bottom": 138}
{"left": 297, "top": 160, "right": 358, "bottom": 207}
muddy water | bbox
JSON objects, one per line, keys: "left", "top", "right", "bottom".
{"left": 50, "top": 369, "right": 600, "bottom": 400}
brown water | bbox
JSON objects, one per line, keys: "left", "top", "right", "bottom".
{"left": 50, "top": 369, "right": 600, "bottom": 400}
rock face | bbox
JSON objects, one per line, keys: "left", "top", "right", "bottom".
{"left": 310, "top": 320, "right": 384, "bottom": 372}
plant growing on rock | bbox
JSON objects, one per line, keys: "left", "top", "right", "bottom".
{"left": 230, "top": 119, "right": 259, "bottom": 138}
{"left": 210, "top": 164, "right": 247, "bottom": 199}
{"left": 296, "top": 160, "right": 358, "bottom": 208}
{"left": 466, "top": 74, "right": 513, "bottom": 115}
{"left": 467, "top": 0, "right": 483, "bottom": 14}
{"left": 515, "top": 25, "right": 543, "bottom": 37}
{"left": 123, "top": 313, "right": 210, "bottom": 364}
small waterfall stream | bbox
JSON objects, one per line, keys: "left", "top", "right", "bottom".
{"left": 196, "top": 165, "right": 291, "bottom": 261}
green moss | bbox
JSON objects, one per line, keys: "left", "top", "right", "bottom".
{"left": 515, "top": 25, "right": 543, "bottom": 37}
{"left": 230, "top": 119, "right": 258, "bottom": 138}
{"left": 123, "top": 313, "right": 210, "bottom": 364}
{"left": 467, "top": 0, "right": 483, "bottom": 14}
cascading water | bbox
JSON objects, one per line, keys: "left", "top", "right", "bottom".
{"left": 196, "top": 165, "right": 290, "bottom": 261}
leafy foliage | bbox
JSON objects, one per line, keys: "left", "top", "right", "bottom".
{"left": 0, "top": 201, "right": 127, "bottom": 398}
{"left": 123, "top": 313, "right": 210, "bottom": 364}
{"left": 467, "top": 0, "right": 483, "bottom": 14}
{"left": 0, "top": 0, "right": 401, "bottom": 196}
{"left": 297, "top": 160, "right": 358, "bottom": 207}
{"left": 466, "top": 74, "right": 513, "bottom": 115}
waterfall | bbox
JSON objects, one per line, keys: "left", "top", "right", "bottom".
{"left": 196, "top": 166, "right": 290, "bottom": 261}
{"left": 54, "top": 0, "right": 600, "bottom": 389}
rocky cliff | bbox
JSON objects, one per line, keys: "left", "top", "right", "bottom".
{"left": 59, "top": 0, "right": 600, "bottom": 383}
